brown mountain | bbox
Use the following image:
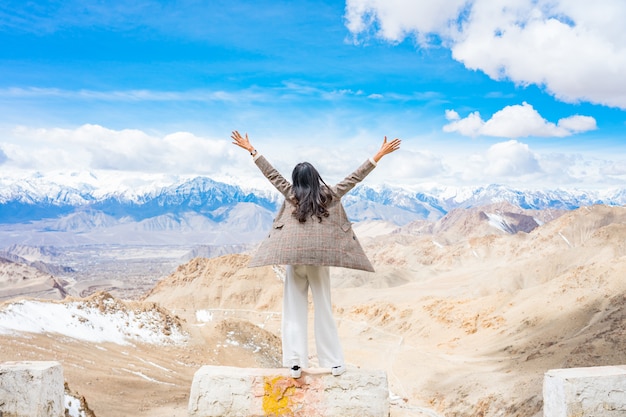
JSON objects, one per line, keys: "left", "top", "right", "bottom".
{"left": 1, "top": 204, "right": 625, "bottom": 416}
{"left": 0, "top": 257, "right": 68, "bottom": 301}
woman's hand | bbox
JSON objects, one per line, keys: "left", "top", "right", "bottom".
{"left": 231, "top": 130, "right": 255, "bottom": 153}
{"left": 373, "top": 136, "right": 401, "bottom": 162}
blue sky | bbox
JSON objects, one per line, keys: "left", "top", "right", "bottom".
{"left": 0, "top": 0, "right": 624, "bottom": 191}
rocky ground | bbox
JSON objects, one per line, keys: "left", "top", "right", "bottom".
{"left": 1, "top": 204, "right": 626, "bottom": 416}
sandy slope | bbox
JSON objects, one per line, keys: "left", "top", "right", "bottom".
{"left": 0, "top": 257, "right": 68, "bottom": 301}
{"left": 0, "top": 290, "right": 283, "bottom": 417}
{"left": 142, "top": 205, "right": 626, "bottom": 416}
{"left": 1, "top": 204, "right": 625, "bottom": 416}
{"left": 331, "top": 205, "right": 626, "bottom": 416}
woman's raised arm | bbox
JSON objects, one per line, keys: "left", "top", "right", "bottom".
{"left": 231, "top": 130, "right": 293, "bottom": 197}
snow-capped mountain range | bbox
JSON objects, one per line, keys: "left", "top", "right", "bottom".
{"left": 0, "top": 172, "right": 624, "bottom": 246}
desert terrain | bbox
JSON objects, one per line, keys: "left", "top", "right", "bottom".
{"left": 1, "top": 203, "right": 626, "bottom": 416}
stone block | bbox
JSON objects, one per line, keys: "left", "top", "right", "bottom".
{"left": 188, "top": 366, "right": 389, "bottom": 417}
{"left": 544, "top": 365, "right": 626, "bottom": 417}
{"left": 0, "top": 361, "right": 65, "bottom": 417}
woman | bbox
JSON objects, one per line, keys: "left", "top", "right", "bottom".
{"left": 231, "top": 130, "right": 401, "bottom": 378}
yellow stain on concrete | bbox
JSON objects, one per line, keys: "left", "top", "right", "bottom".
{"left": 262, "top": 376, "right": 298, "bottom": 415}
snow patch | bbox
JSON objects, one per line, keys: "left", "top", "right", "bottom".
{"left": 0, "top": 297, "right": 187, "bottom": 345}
{"left": 122, "top": 369, "right": 175, "bottom": 385}
{"left": 196, "top": 310, "right": 214, "bottom": 322}
{"left": 558, "top": 232, "right": 573, "bottom": 247}
{"left": 431, "top": 240, "right": 443, "bottom": 248}
{"left": 65, "top": 394, "right": 87, "bottom": 417}
{"left": 138, "top": 357, "right": 172, "bottom": 372}
{"left": 483, "top": 212, "right": 512, "bottom": 233}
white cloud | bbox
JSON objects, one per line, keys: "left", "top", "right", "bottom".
{"left": 443, "top": 110, "right": 484, "bottom": 137}
{"left": 444, "top": 109, "right": 460, "bottom": 121}
{"left": 448, "top": 139, "right": 626, "bottom": 188}
{"left": 1, "top": 124, "right": 240, "bottom": 177}
{"left": 344, "top": 0, "right": 467, "bottom": 44}
{"left": 443, "top": 102, "right": 596, "bottom": 138}
{"left": 482, "top": 103, "right": 568, "bottom": 138}
{"left": 484, "top": 140, "right": 541, "bottom": 177}
{"left": 557, "top": 115, "right": 598, "bottom": 133}
{"left": 1, "top": 123, "right": 622, "bottom": 190}
{"left": 345, "top": 0, "right": 626, "bottom": 109}
{"left": 1, "top": 124, "right": 427, "bottom": 189}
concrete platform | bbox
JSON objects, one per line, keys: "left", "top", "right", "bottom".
{"left": 0, "top": 361, "right": 64, "bottom": 417}
{"left": 188, "top": 365, "right": 389, "bottom": 417}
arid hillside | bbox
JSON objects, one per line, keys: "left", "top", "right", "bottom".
{"left": 0, "top": 256, "right": 68, "bottom": 301}
{"left": 142, "top": 204, "right": 626, "bottom": 416}
{"left": 0, "top": 286, "right": 282, "bottom": 417}
{"left": 143, "top": 253, "right": 284, "bottom": 320}
{"left": 1, "top": 204, "right": 625, "bottom": 417}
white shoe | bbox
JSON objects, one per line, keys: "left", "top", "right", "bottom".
{"left": 290, "top": 366, "right": 302, "bottom": 379}
{"left": 331, "top": 365, "right": 346, "bottom": 376}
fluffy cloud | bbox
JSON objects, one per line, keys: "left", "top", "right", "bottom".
{"left": 345, "top": 0, "right": 626, "bottom": 109}
{"left": 0, "top": 148, "right": 8, "bottom": 165}
{"left": 344, "top": 0, "right": 468, "bottom": 43}
{"left": 2, "top": 123, "right": 621, "bottom": 190}
{"left": 1, "top": 124, "right": 240, "bottom": 177}
{"left": 483, "top": 140, "right": 541, "bottom": 177}
{"left": 1, "top": 124, "right": 429, "bottom": 188}
{"left": 443, "top": 102, "right": 597, "bottom": 138}
{"left": 443, "top": 110, "right": 484, "bottom": 138}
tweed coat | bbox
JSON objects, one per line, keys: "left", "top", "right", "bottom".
{"left": 248, "top": 155, "right": 376, "bottom": 272}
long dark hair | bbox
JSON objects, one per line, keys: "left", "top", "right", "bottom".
{"left": 291, "top": 162, "right": 333, "bottom": 223}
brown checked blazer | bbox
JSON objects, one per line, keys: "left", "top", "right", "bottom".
{"left": 248, "top": 155, "right": 376, "bottom": 272}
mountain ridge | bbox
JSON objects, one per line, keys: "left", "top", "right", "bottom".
{"left": 2, "top": 174, "right": 625, "bottom": 227}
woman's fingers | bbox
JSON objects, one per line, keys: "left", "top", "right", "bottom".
{"left": 231, "top": 130, "right": 243, "bottom": 141}
{"left": 231, "top": 130, "right": 248, "bottom": 147}
{"left": 383, "top": 138, "right": 401, "bottom": 154}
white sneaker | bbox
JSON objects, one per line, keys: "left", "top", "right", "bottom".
{"left": 290, "top": 366, "right": 302, "bottom": 379}
{"left": 331, "top": 365, "right": 346, "bottom": 376}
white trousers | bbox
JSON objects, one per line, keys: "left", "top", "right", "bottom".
{"left": 282, "top": 265, "right": 345, "bottom": 368}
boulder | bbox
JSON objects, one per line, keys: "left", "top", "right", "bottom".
{"left": 544, "top": 365, "right": 626, "bottom": 417}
